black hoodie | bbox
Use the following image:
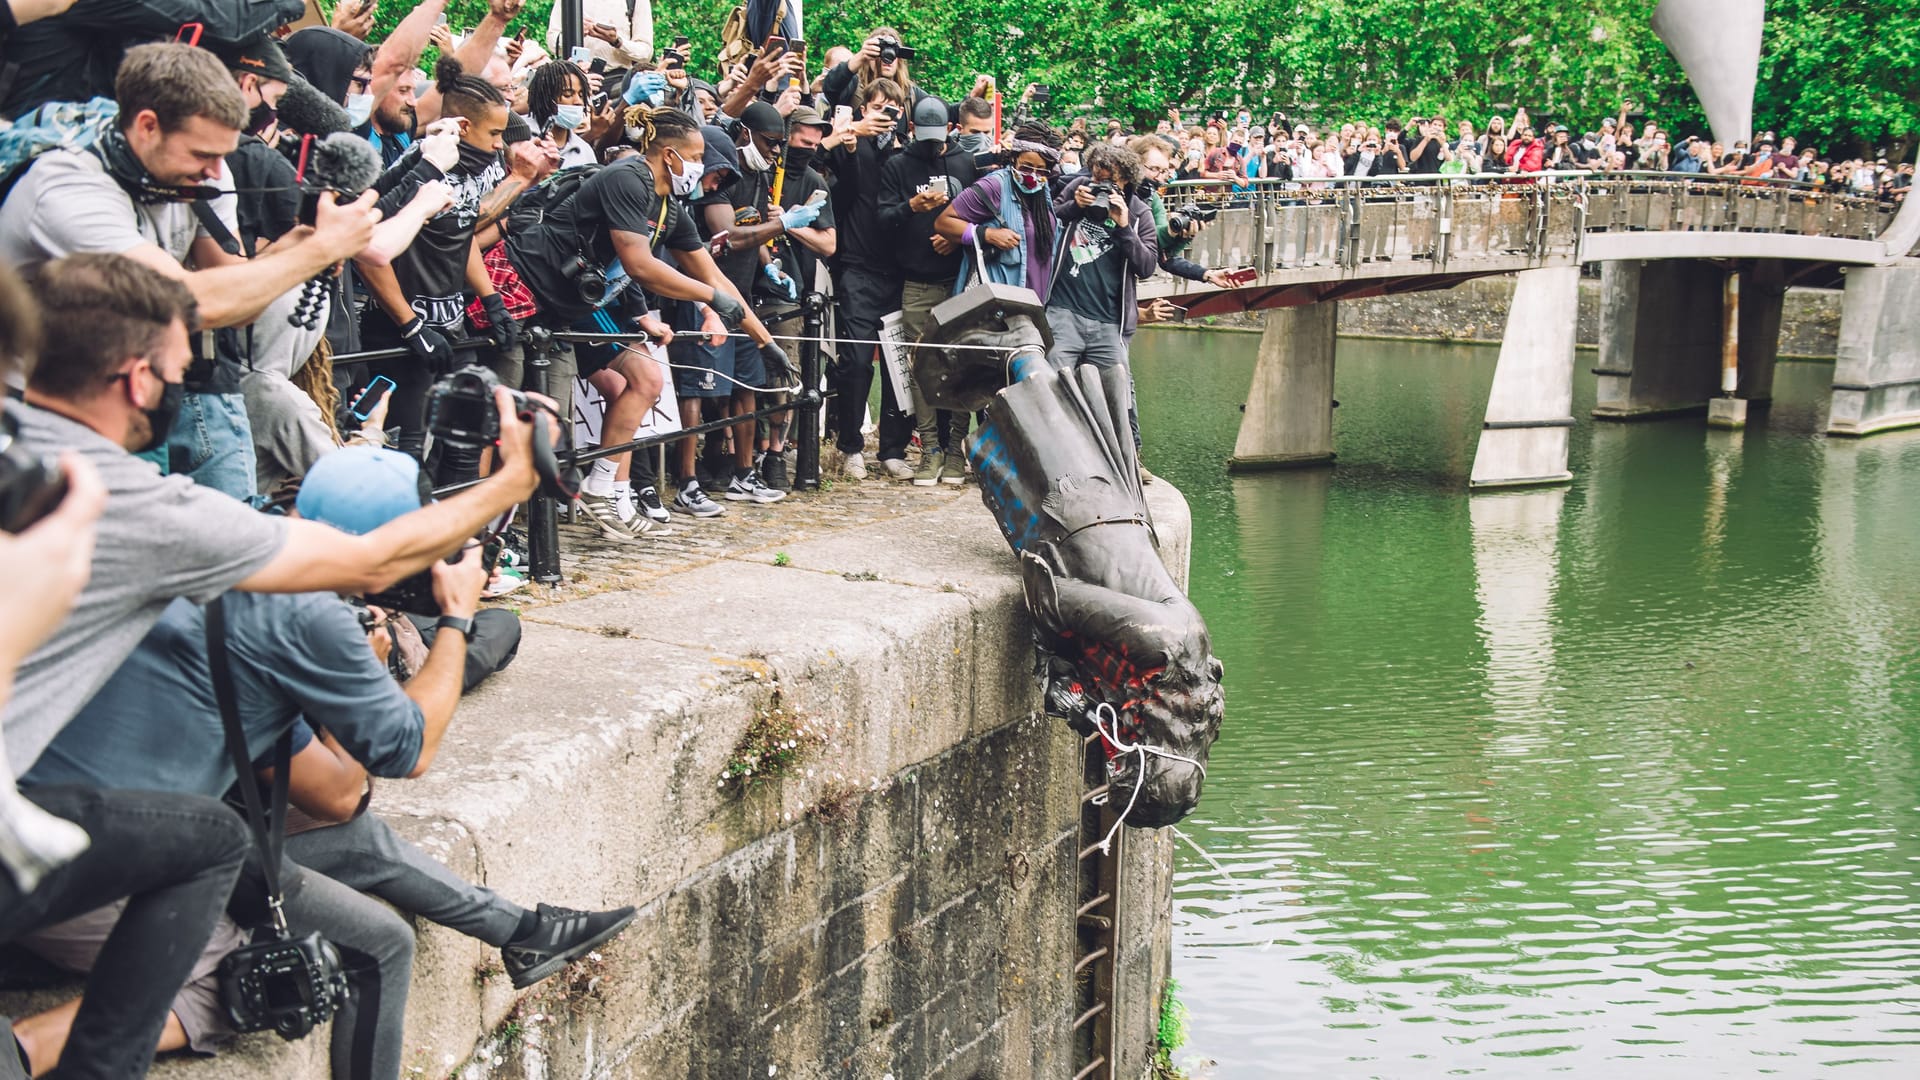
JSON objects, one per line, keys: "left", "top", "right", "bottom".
{"left": 284, "top": 27, "right": 366, "bottom": 106}
{"left": 877, "top": 140, "right": 978, "bottom": 284}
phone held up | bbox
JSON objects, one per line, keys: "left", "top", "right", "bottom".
{"left": 348, "top": 375, "right": 397, "bottom": 422}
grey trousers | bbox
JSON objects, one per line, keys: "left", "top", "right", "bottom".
{"left": 285, "top": 811, "right": 525, "bottom": 948}
{"left": 1044, "top": 307, "right": 1141, "bottom": 448}
{"left": 278, "top": 864, "right": 413, "bottom": 1080}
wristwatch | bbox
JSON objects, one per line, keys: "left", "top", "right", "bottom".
{"left": 435, "top": 614, "right": 475, "bottom": 641}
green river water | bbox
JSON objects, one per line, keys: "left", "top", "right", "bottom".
{"left": 1129, "top": 329, "right": 1920, "bottom": 1078}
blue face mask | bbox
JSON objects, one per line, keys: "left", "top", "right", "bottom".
{"left": 1060, "top": 163, "right": 1082, "bottom": 176}
{"left": 344, "top": 93, "right": 374, "bottom": 128}
{"left": 953, "top": 132, "right": 991, "bottom": 154}
{"left": 552, "top": 103, "right": 587, "bottom": 132}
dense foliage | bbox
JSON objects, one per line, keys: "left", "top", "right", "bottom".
{"left": 368, "top": 0, "right": 1916, "bottom": 157}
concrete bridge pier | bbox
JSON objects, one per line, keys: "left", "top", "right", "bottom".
{"left": 1593, "top": 259, "right": 1783, "bottom": 424}
{"left": 1471, "top": 266, "right": 1579, "bottom": 488}
{"left": 1228, "top": 301, "right": 1338, "bottom": 470}
{"left": 1827, "top": 261, "right": 1920, "bottom": 436}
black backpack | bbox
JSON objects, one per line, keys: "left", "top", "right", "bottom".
{"left": 503, "top": 164, "right": 602, "bottom": 239}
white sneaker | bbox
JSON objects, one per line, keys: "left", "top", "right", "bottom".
{"left": 881, "top": 457, "right": 914, "bottom": 480}
{"left": 672, "top": 482, "right": 727, "bottom": 517}
{"left": 842, "top": 452, "right": 867, "bottom": 480}
{"left": 634, "top": 485, "right": 671, "bottom": 523}
{"left": 576, "top": 492, "right": 646, "bottom": 542}
{"left": 725, "top": 470, "right": 787, "bottom": 503}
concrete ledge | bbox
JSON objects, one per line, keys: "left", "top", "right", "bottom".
{"left": 7, "top": 481, "right": 1192, "bottom": 1079}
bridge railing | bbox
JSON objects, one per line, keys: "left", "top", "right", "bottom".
{"left": 1156, "top": 172, "right": 1900, "bottom": 276}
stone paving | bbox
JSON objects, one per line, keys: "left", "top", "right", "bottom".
{"left": 510, "top": 445, "right": 977, "bottom": 607}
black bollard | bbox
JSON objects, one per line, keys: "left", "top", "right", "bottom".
{"left": 794, "top": 290, "right": 827, "bottom": 491}
{"left": 524, "top": 327, "right": 563, "bottom": 584}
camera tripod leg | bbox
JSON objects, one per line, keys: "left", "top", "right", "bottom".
{"left": 526, "top": 330, "right": 564, "bottom": 584}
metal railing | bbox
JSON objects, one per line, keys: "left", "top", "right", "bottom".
{"left": 330, "top": 292, "right": 835, "bottom": 586}
{"left": 1149, "top": 170, "right": 1901, "bottom": 280}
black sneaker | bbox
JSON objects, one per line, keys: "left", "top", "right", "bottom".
{"left": 761, "top": 452, "right": 790, "bottom": 491}
{"left": 501, "top": 903, "right": 638, "bottom": 989}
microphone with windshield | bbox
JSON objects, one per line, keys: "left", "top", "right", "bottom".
{"left": 286, "top": 131, "right": 382, "bottom": 329}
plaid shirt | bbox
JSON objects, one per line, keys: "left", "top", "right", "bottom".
{"left": 465, "top": 242, "right": 538, "bottom": 327}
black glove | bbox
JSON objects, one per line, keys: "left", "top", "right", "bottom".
{"left": 399, "top": 316, "right": 456, "bottom": 373}
{"left": 479, "top": 293, "right": 521, "bottom": 352}
{"left": 708, "top": 287, "right": 747, "bottom": 330}
{"left": 759, "top": 339, "right": 791, "bottom": 381}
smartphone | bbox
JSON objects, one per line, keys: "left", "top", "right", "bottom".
{"left": 673, "top": 34, "right": 690, "bottom": 49}
{"left": 833, "top": 104, "right": 853, "bottom": 127}
{"left": 1031, "top": 84, "right": 1052, "bottom": 101}
{"left": 349, "top": 375, "right": 397, "bottom": 421}
{"left": 590, "top": 91, "right": 607, "bottom": 110}
{"left": 513, "top": 26, "right": 527, "bottom": 43}
{"left": 764, "top": 36, "right": 787, "bottom": 58}
{"left": 589, "top": 57, "right": 607, "bottom": 75}
{"left": 435, "top": 13, "right": 446, "bottom": 25}
{"left": 569, "top": 45, "right": 592, "bottom": 67}
{"left": 882, "top": 103, "right": 902, "bottom": 120}
{"left": 787, "top": 37, "right": 807, "bottom": 58}
{"left": 662, "top": 52, "right": 685, "bottom": 71}
{"left": 1164, "top": 303, "right": 1189, "bottom": 323}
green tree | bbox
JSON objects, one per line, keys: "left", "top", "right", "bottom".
{"left": 353, "top": 0, "right": 1911, "bottom": 154}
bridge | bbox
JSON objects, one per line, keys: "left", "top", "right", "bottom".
{"left": 1140, "top": 170, "right": 1920, "bottom": 487}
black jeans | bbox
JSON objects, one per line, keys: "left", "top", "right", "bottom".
{"left": 361, "top": 314, "right": 482, "bottom": 486}
{"left": 829, "top": 264, "right": 911, "bottom": 458}
{"left": 0, "top": 786, "right": 249, "bottom": 1079}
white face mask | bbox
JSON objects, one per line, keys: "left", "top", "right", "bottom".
{"left": 667, "top": 149, "right": 701, "bottom": 197}
{"left": 739, "top": 139, "right": 771, "bottom": 174}
{"left": 345, "top": 93, "right": 375, "bottom": 128}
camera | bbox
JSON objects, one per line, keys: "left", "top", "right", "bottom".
{"left": 558, "top": 252, "right": 609, "bottom": 307}
{"left": 1167, "top": 204, "right": 1219, "bottom": 235}
{"left": 874, "top": 35, "right": 915, "bottom": 63}
{"left": 0, "top": 411, "right": 67, "bottom": 534}
{"left": 1085, "top": 181, "right": 1115, "bottom": 218}
{"left": 427, "top": 364, "right": 524, "bottom": 451}
{"left": 218, "top": 931, "right": 351, "bottom": 1041}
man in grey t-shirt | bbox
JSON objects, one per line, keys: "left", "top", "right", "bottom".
{"left": 0, "top": 253, "right": 552, "bottom": 1072}
{"left": 0, "top": 42, "right": 382, "bottom": 500}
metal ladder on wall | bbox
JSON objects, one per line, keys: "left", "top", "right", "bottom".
{"left": 1073, "top": 730, "right": 1122, "bottom": 1080}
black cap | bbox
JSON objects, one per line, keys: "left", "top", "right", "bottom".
{"left": 504, "top": 111, "right": 533, "bottom": 145}
{"left": 739, "top": 101, "right": 785, "bottom": 137}
{"left": 217, "top": 35, "right": 295, "bottom": 85}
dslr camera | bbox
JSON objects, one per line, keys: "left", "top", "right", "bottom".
{"left": 558, "top": 253, "right": 609, "bottom": 308}
{"left": 874, "top": 35, "right": 915, "bottom": 63}
{"left": 427, "top": 364, "right": 525, "bottom": 451}
{"left": 218, "top": 931, "right": 351, "bottom": 1041}
{"left": 1085, "top": 181, "right": 1116, "bottom": 218}
{"left": 1167, "top": 204, "right": 1220, "bottom": 235}
{"left": 0, "top": 411, "right": 67, "bottom": 534}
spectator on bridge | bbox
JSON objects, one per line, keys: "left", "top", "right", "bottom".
{"left": 1482, "top": 134, "right": 1511, "bottom": 175}
{"left": 1673, "top": 136, "right": 1709, "bottom": 174}
{"left": 1345, "top": 134, "right": 1397, "bottom": 177}
{"left": 1506, "top": 127, "right": 1545, "bottom": 173}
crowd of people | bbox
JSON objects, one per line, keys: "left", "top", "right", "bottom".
{"left": 0, "top": 0, "right": 1908, "bottom": 1077}
{"left": 1137, "top": 103, "right": 1913, "bottom": 196}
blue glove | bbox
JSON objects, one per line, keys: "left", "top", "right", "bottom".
{"left": 623, "top": 71, "right": 668, "bottom": 107}
{"left": 763, "top": 261, "right": 798, "bottom": 301}
{"left": 779, "top": 200, "right": 822, "bottom": 231}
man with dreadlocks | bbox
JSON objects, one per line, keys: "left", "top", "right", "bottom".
{"left": 356, "top": 59, "right": 517, "bottom": 486}
{"left": 498, "top": 105, "right": 786, "bottom": 538}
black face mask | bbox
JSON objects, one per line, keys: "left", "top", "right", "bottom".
{"left": 455, "top": 140, "right": 500, "bottom": 175}
{"left": 784, "top": 146, "right": 815, "bottom": 174}
{"left": 135, "top": 376, "right": 186, "bottom": 453}
{"left": 248, "top": 100, "right": 277, "bottom": 136}
{"left": 93, "top": 126, "right": 219, "bottom": 205}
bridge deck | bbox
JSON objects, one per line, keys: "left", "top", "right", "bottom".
{"left": 1140, "top": 173, "right": 1906, "bottom": 314}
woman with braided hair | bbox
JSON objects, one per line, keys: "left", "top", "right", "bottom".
{"left": 501, "top": 105, "right": 788, "bottom": 538}
{"left": 935, "top": 120, "right": 1065, "bottom": 300}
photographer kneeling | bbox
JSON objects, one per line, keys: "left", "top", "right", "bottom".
{"left": 19, "top": 445, "right": 628, "bottom": 1079}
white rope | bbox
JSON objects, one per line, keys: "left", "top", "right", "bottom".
{"left": 557, "top": 329, "right": 1033, "bottom": 354}
{"left": 1088, "top": 701, "right": 1208, "bottom": 856}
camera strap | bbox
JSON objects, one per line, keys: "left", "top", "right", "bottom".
{"left": 204, "top": 596, "right": 295, "bottom": 938}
